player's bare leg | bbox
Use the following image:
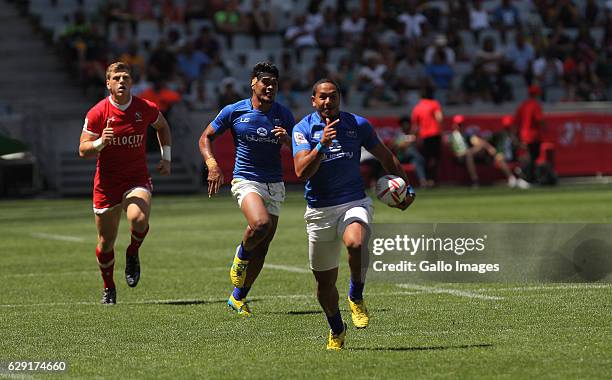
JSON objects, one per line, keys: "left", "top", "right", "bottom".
{"left": 94, "top": 206, "right": 122, "bottom": 304}
{"left": 228, "top": 193, "right": 277, "bottom": 315}
{"left": 243, "top": 215, "right": 278, "bottom": 288}
{"left": 123, "top": 188, "right": 152, "bottom": 288}
{"left": 313, "top": 267, "right": 346, "bottom": 349}
{"left": 344, "top": 222, "right": 370, "bottom": 328}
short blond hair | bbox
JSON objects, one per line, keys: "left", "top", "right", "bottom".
{"left": 105, "top": 62, "right": 131, "bottom": 80}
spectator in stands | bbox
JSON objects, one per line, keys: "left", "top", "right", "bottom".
{"left": 307, "top": 54, "right": 332, "bottom": 88}
{"left": 284, "top": 14, "right": 317, "bottom": 63}
{"left": 358, "top": 51, "right": 391, "bottom": 108}
{"left": 316, "top": 7, "right": 340, "bottom": 55}
{"left": 493, "top": 0, "right": 521, "bottom": 43}
{"left": 275, "top": 77, "right": 298, "bottom": 110}
{"left": 279, "top": 51, "right": 303, "bottom": 91}
{"left": 217, "top": 77, "right": 243, "bottom": 109}
{"left": 461, "top": 62, "right": 491, "bottom": 104}
{"left": 394, "top": 46, "right": 427, "bottom": 105}
{"left": 551, "top": 0, "right": 580, "bottom": 28}
{"left": 214, "top": 0, "right": 242, "bottom": 49}
{"left": 340, "top": 8, "right": 366, "bottom": 49}
{"left": 411, "top": 86, "right": 442, "bottom": 186}
{"left": 139, "top": 78, "right": 181, "bottom": 151}
{"left": 574, "top": 25, "right": 598, "bottom": 66}
{"left": 397, "top": 2, "right": 427, "bottom": 41}
{"left": 532, "top": 49, "right": 564, "bottom": 101}
{"left": 109, "top": 23, "right": 132, "bottom": 59}
{"left": 331, "top": 56, "right": 356, "bottom": 104}
{"left": 193, "top": 26, "right": 221, "bottom": 62}
{"left": 147, "top": 39, "right": 176, "bottom": 83}
{"left": 392, "top": 116, "right": 427, "bottom": 188}
{"left": 469, "top": 0, "right": 490, "bottom": 41}
{"left": 584, "top": 0, "right": 600, "bottom": 24}
{"left": 140, "top": 80, "right": 182, "bottom": 117}
{"left": 547, "top": 24, "right": 574, "bottom": 59}
{"left": 506, "top": 32, "right": 535, "bottom": 84}
{"left": 514, "top": 85, "right": 544, "bottom": 182}
{"left": 129, "top": 0, "right": 155, "bottom": 20}
{"left": 243, "top": 0, "right": 275, "bottom": 49}
{"left": 424, "top": 34, "right": 456, "bottom": 65}
{"left": 177, "top": 41, "right": 210, "bottom": 93}
{"left": 119, "top": 42, "right": 146, "bottom": 78}
{"left": 476, "top": 36, "right": 511, "bottom": 103}
{"left": 448, "top": 115, "right": 529, "bottom": 188}
{"left": 425, "top": 49, "right": 454, "bottom": 105}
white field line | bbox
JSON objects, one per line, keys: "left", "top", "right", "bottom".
{"left": 30, "top": 232, "right": 85, "bottom": 243}
{"left": 476, "top": 284, "right": 612, "bottom": 292}
{"left": 1, "top": 267, "right": 229, "bottom": 279}
{"left": 265, "top": 264, "right": 310, "bottom": 273}
{"left": 397, "top": 283, "right": 504, "bottom": 301}
{"left": 0, "top": 291, "right": 420, "bottom": 309}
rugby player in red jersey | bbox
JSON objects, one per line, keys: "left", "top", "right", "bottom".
{"left": 78, "top": 62, "right": 172, "bottom": 304}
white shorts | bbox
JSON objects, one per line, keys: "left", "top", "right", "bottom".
{"left": 304, "top": 197, "right": 373, "bottom": 271}
{"left": 231, "top": 179, "right": 285, "bottom": 216}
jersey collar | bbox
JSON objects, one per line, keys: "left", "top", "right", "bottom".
{"left": 108, "top": 95, "right": 132, "bottom": 111}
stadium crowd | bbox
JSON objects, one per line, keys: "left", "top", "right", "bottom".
{"left": 45, "top": 0, "right": 612, "bottom": 113}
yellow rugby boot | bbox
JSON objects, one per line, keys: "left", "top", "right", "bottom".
{"left": 348, "top": 298, "right": 369, "bottom": 328}
{"left": 227, "top": 294, "right": 252, "bottom": 317}
{"left": 326, "top": 322, "right": 347, "bottom": 351}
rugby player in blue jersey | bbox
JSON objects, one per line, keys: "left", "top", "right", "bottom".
{"left": 293, "top": 78, "right": 415, "bottom": 350}
{"left": 199, "top": 62, "right": 295, "bottom": 316}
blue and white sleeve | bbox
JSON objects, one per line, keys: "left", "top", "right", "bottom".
{"left": 292, "top": 122, "right": 312, "bottom": 156}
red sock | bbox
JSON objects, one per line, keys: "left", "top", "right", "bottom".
{"left": 126, "top": 225, "right": 149, "bottom": 257}
{"left": 96, "top": 247, "right": 115, "bottom": 289}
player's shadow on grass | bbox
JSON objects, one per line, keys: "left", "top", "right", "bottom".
{"left": 148, "top": 299, "right": 229, "bottom": 306}
{"left": 350, "top": 343, "right": 493, "bottom": 352}
{"left": 266, "top": 308, "right": 391, "bottom": 316}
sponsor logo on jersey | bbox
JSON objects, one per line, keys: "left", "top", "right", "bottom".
{"left": 109, "top": 134, "right": 145, "bottom": 148}
{"left": 346, "top": 130, "right": 357, "bottom": 138}
{"left": 135, "top": 112, "right": 143, "bottom": 122}
{"left": 293, "top": 131, "right": 307, "bottom": 144}
{"left": 239, "top": 117, "right": 250, "bottom": 123}
{"left": 256, "top": 127, "right": 268, "bottom": 137}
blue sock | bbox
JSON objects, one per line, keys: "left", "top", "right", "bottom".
{"left": 236, "top": 243, "right": 251, "bottom": 260}
{"left": 326, "top": 310, "right": 344, "bottom": 335}
{"left": 349, "top": 278, "right": 365, "bottom": 301}
{"left": 232, "top": 286, "right": 251, "bottom": 300}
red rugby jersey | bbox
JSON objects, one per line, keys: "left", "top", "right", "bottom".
{"left": 83, "top": 96, "right": 160, "bottom": 188}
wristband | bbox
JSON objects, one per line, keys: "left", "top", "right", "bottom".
{"left": 315, "top": 142, "right": 326, "bottom": 153}
{"left": 206, "top": 157, "right": 218, "bottom": 168}
{"left": 407, "top": 185, "right": 416, "bottom": 198}
{"left": 92, "top": 138, "right": 105, "bottom": 152}
{"left": 161, "top": 145, "right": 171, "bottom": 162}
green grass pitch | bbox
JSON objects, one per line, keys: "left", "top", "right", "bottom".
{"left": 1, "top": 185, "right": 611, "bottom": 379}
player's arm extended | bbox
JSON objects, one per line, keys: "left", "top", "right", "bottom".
{"left": 152, "top": 112, "right": 172, "bottom": 175}
{"left": 199, "top": 123, "right": 224, "bottom": 197}
{"left": 368, "top": 143, "right": 415, "bottom": 209}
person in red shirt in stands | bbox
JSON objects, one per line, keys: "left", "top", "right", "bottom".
{"left": 411, "top": 86, "right": 443, "bottom": 187}
{"left": 514, "top": 84, "right": 544, "bottom": 182}
{"left": 78, "top": 62, "right": 172, "bottom": 305}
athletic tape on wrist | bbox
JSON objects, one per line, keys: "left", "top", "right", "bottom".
{"left": 161, "top": 145, "right": 171, "bottom": 162}
{"left": 92, "top": 138, "right": 105, "bottom": 152}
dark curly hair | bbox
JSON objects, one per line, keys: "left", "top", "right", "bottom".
{"left": 251, "top": 62, "right": 279, "bottom": 80}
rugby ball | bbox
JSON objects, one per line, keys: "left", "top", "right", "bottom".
{"left": 375, "top": 175, "right": 407, "bottom": 206}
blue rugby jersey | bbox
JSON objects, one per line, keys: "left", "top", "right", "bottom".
{"left": 211, "top": 99, "right": 295, "bottom": 183}
{"left": 292, "top": 111, "right": 380, "bottom": 207}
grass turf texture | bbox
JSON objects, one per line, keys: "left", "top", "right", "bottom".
{"left": 1, "top": 185, "right": 611, "bottom": 379}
